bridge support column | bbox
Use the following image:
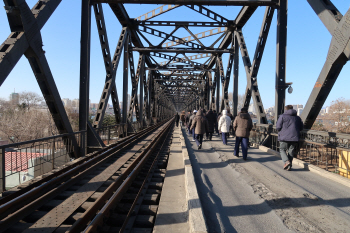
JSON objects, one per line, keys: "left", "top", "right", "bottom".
{"left": 233, "top": 32, "right": 239, "bottom": 117}
{"left": 79, "top": 0, "right": 92, "bottom": 157}
{"left": 275, "top": 0, "right": 288, "bottom": 122}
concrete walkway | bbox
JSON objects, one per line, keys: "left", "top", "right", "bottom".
{"left": 183, "top": 131, "right": 350, "bottom": 233}
{"left": 153, "top": 127, "right": 190, "bottom": 233}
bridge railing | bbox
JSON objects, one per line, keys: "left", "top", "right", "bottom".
{"left": 0, "top": 131, "right": 85, "bottom": 192}
{"left": 250, "top": 124, "right": 350, "bottom": 179}
{"left": 95, "top": 124, "right": 127, "bottom": 146}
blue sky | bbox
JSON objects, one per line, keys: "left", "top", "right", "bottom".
{"left": 0, "top": 1, "right": 349, "bottom": 109}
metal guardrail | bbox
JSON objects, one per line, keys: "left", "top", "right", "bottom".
{"left": 95, "top": 124, "right": 128, "bottom": 146}
{"left": 250, "top": 124, "right": 350, "bottom": 179}
{"left": 0, "top": 131, "right": 85, "bottom": 192}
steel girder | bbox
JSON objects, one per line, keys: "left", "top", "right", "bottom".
{"left": 301, "top": 3, "right": 350, "bottom": 129}
{"left": 236, "top": 6, "right": 274, "bottom": 124}
{"left": 2, "top": 0, "right": 79, "bottom": 158}
{"left": 92, "top": 4, "right": 127, "bottom": 129}
{"left": 274, "top": 1, "right": 287, "bottom": 122}
{"left": 93, "top": 0, "right": 279, "bottom": 6}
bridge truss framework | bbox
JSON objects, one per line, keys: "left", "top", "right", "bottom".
{"left": 0, "top": 0, "right": 350, "bottom": 158}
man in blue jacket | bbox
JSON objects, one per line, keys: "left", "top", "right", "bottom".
{"left": 276, "top": 105, "right": 303, "bottom": 170}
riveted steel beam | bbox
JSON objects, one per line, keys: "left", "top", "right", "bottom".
{"left": 136, "top": 4, "right": 180, "bottom": 21}
{"left": 137, "top": 21, "right": 228, "bottom": 27}
{"left": 92, "top": 4, "right": 127, "bottom": 129}
{"left": 133, "top": 48, "right": 232, "bottom": 53}
{"left": 150, "top": 52, "right": 203, "bottom": 66}
{"left": 0, "top": 0, "right": 62, "bottom": 85}
{"left": 94, "top": 0, "right": 278, "bottom": 6}
{"left": 301, "top": 7, "right": 350, "bottom": 129}
{"left": 236, "top": 29, "right": 267, "bottom": 124}
{"left": 137, "top": 25, "right": 204, "bottom": 49}
{"left": 274, "top": 1, "right": 287, "bottom": 121}
{"left": 307, "top": 0, "right": 342, "bottom": 35}
{"left": 79, "top": 0, "right": 92, "bottom": 156}
{"left": 2, "top": 0, "right": 79, "bottom": 158}
{"left": 185, "top": 5, "right": 229, "bottom": 23}
{"left": 127, "top": 52, "right": 145, "bottom": 124}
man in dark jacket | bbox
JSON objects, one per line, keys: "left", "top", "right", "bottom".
{"left": 190, "top": 110, "right": 209, "bottom": 149}
{"left": 213, "top": 110, "right": 219, "bottom": 135}
{"left": 185, "top": 112, "right": 190, "bottom": 128}
{"left": 180, "top": 111, "right": 186, "bottom": 126}
{"left": 276, "top": 105, "right": 303, "bottom": 170}
{"left": 205, "top": 109, "right": 216, "bottom": 140}
{"left": 174, "top": 113, "right": 180, "bottom": 127}
{"left": 233, "top": 108, "right": 253, "bottom": 160}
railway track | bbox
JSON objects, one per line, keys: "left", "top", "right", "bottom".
{"left": 0, "top": 119, "right": 174, "bottom": 233}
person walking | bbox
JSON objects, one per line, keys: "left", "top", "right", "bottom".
{"left": 189, "top": 110, "right": 197, "bottom": 141}
{"left": 180, "top": 111, "right": 186, "bottom": 127}
{"left": 205, "top": 109, "right": 216, "bottom": 140}
{"left": 185, "top": 112, "right": 190, "bottom": 128}
{"left": 233, "top": 108, "right": 253, "bottom": 160}
{"left": 190, "top": 110, "right": 208, "bottom": 149}
{"left": 226, "top": 108, "right": 234, "bottom": 136}
{"left": 213, "top": 110, "right": 219, "bottom": 135}
{"left": 217, "top": 111, "right": 223, "bottom": 136}
{"left": 174, "top": 113, "right": 180, "bottom": 127}
{"left": 218, "top": 110, "right": 231, "bottom": 145}
{"left": 276, "top": 105, "right": 303, "bottom": 170}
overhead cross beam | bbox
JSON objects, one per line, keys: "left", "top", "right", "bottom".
{"left": 94, "top": 0, "right": 279, "bottom": 6}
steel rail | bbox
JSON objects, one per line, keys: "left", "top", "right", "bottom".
{"left": 0, "top": 129, "right": 121, "bottom": 205}
{"left": 80, "top": 120, "right": 173, "bottom": 233}
{"left": 119, "top": 123, "right": 172, "bottom": 232}
{"left": 0, "top": 120, "right": 170, "bottom": 232}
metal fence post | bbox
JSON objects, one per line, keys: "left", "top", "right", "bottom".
{"left": 1, "top": 147, "right": 5, "bottom": 192}
{"left": 108, "top": 127, "right": 111, "bottom": 145}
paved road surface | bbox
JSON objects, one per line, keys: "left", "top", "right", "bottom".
{"left": 182, "top": 128, "right": 350, "bottom": 233}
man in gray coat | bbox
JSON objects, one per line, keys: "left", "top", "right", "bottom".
{"left": 276, "top": 105, "right": 303, "bottom": 170}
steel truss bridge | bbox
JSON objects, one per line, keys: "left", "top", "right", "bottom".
{"left": 0, "top": 0, "right": 349, "bottom": 159}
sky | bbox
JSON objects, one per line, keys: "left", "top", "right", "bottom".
{"left": 0, "top": 1, "right": 350, "bottom": 109}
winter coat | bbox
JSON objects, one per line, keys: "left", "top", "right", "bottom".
{"left": 190, "top": 110, "right": 209, "bottom": 134}
{"left": 218, "top": 110, "right": 231, "bottom": 133}
{"left": 226, "top": 112, "right": 234, "bottom": 120}
{"left": 180, "top": 112, "right": 186, "bottom": 122}
{"left": 233, "top": 112, "right": 253, "bottom": 137}
{"left": 189, "top": 114, "right": 196, "bottom": 128}
{"left": 276, "top": 109, "right": 303, "bottom": 142}
{"left": 205, "top": 110, "right": 216, "bottom": 133}
{"left": 175, "top": 114, "right": 180, "bottom": 123}
{"left": 185, "top": 114, "right": 190, "bottom": 124}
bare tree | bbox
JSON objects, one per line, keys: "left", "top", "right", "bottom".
{"left": 323, "top": 97, "right": 350, "bottom": 133}
{"left": 19, "top": 91, "right": 43, "bottom": 111}
{"left": 0, "top": 106, "right": 47, "bottom": 143}
{"left": 228, "top": 92, "right": 244, "bottom": 114}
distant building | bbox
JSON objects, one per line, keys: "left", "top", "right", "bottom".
{"left": 71, "top": 99, "right": 79, "bottom": 108}
{"left": 90, "top": 103, "right": 98, "bottom": 110}
{"left": 62, "top": 98, "right": 71, "bottom": 108}
{"left": 297, "top": 108, "right": 303, "bottom": 116}
{"left": 326, "top": 106, "right": 330, "bottom": 114}
{"left": 10, "top": 92, "right": 19, "bottom": 105}
{"left": 292, "top": 104, "right": 303, "bottom": 110}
